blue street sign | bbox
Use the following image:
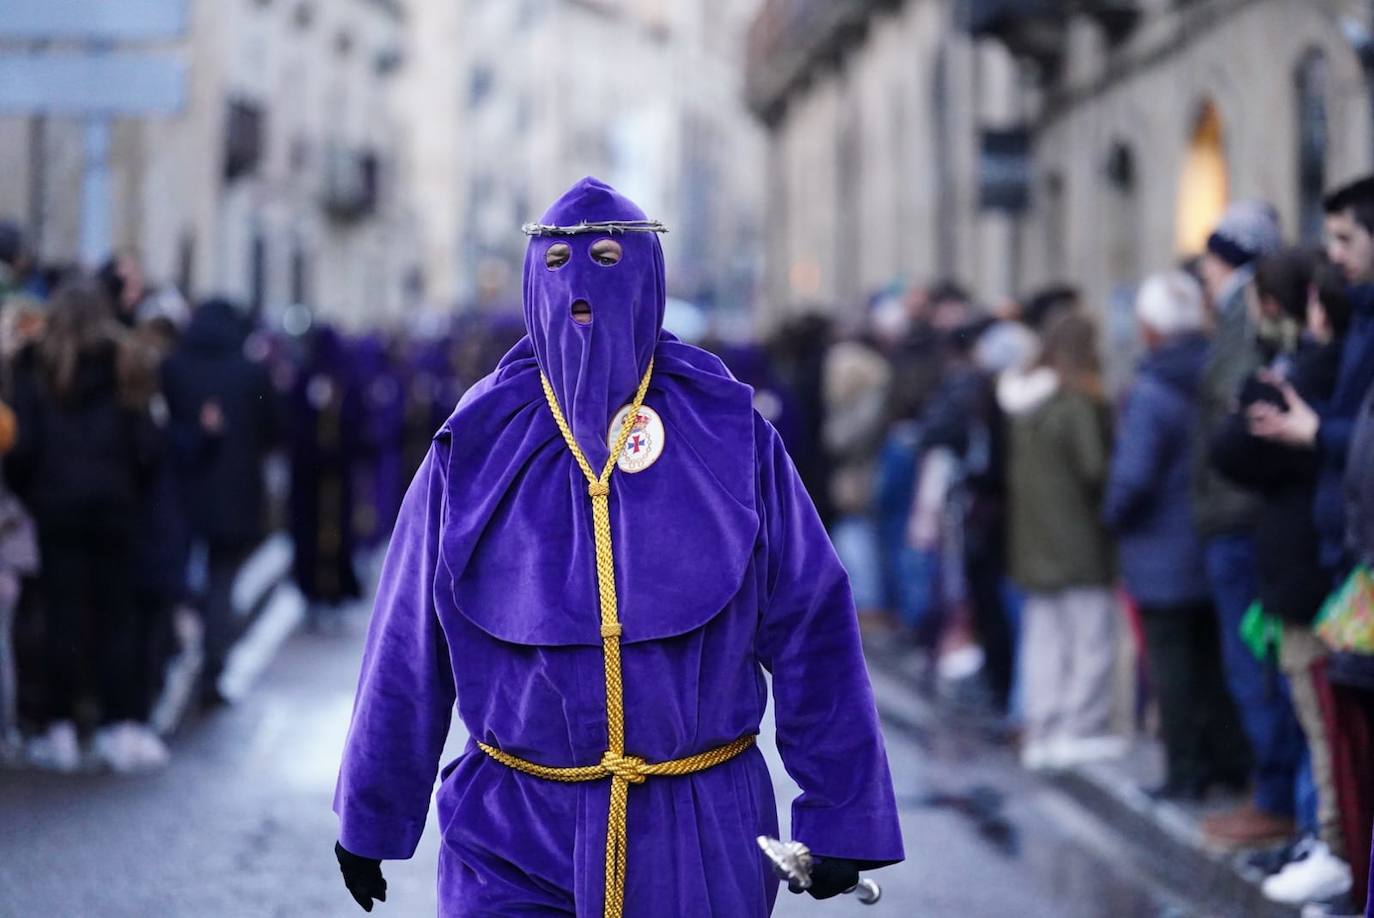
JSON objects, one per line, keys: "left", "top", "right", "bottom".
{"left": 0, "top": 52, "right": 187, "bottom": 116}
{"left": 0, "top": 0, "right": 189, "bottom": 42}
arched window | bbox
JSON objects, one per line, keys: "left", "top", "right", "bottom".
{"left": 1175, "top": 100, "right": 1229, "bottom": 255}
{"left": 1105, "top": 141, "right": 1141, "bottom": 284}
{"left": 1296, "top": 51, "right": 1329, "bottom": 245}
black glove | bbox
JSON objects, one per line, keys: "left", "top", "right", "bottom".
{"left": 336, "top": 841, "right": 387, "bottom": 912}
{"left": 788, "top": 857, "right": 860, "bottom": 900}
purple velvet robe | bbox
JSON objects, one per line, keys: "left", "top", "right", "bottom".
{"left": 335, "top": 179, "right": 903, "bottom": 916}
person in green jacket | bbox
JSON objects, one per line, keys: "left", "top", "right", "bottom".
{"left": 999, "top": 311, "right": 1121, "bottom": 770}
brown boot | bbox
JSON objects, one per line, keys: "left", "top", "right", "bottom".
{"left": 1201, "top": 804, "right": 1295, "bottom": 850}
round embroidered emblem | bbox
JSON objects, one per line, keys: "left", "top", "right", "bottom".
{"left": 608, "top": 404, "right": 666, "bottom": 474}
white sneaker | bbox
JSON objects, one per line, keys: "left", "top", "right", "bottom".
{"left": 93, "top": 723, "right": 143, "bottom": 774}
{"left": 1262, "top": 841, "right": 1352, "bottom": 904}
{"left": 1054, "top": 735, "right": 1127, "bottom": 767}
{"left": 30, "top": 721, "right": 81, "bottom": 773}
{"left": 130, "top": 724, "right": 170, "bottom": 770}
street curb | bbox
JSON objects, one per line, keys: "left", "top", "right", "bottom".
{"left": 862, "top": 640, "right": 1302, "bottom": 918}
{"left": 1046, "top": 766, "right": 1299, "bottom": 918}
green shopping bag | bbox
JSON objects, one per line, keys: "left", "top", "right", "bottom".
{"left": 1241, "top": 602, "right": 1283, "bottom": 662}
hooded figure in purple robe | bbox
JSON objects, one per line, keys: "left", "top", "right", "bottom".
{"left": 333, "top": 178, "right": 903, "bottom": 916}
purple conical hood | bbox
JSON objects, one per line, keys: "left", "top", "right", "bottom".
{"left": 523, "top": 177, "right": 666, "bottom": 468}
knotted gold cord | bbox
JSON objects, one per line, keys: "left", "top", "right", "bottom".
{"left": 476, "top": 359, "right": 756, "bottom": 918}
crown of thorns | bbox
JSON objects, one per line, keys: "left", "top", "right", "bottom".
{"left": 521, "top": 220, "right": 669, "bottom": 237}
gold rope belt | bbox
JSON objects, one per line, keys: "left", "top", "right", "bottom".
{"left": 477, "top": 358, "right": 755, "bottom": 918}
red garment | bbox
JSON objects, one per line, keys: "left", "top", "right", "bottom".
{"left": 1315, "top": 659, "right": 1374, "bottom": 907}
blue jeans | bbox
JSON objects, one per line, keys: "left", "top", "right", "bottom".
{"left": 1205, "top": 533, "right": 1304, "bottom": 818}
{"left": 831, "top": 516, "right": 884, "bottom": 611}
{"left": 896, "top": 547, "right": 941, "bottom": 640}
{"left": 1296, "top": 748, "right": 1318, "bottom": 838}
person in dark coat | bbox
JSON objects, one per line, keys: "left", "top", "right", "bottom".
{"left": 1105, "top": 269, "right": 1249, "bottom": 801}
{"left": 162, "top": 298, "right": 277, "bottom": 707}
{"left": 1215, "top": 251, "right": 1355, "bottom": 904}
{"left": 1191, "top": 201, "right": 1303, "bottom": 850}
{"left": 1250, "top": 179, "right": 1374, "bottom": 576}
{"left": 6, "top": 280, "right": 162, "bottom": 771}
{"left": 288, "top": 325, "right": 363, "bottom": 620}
{"left": 918, "top": 318, "right": 1016, "bottom": 712}
{"left": 1245, "top": 180, "right": 1374, "bottom": 908}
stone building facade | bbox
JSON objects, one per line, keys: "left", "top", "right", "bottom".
{"left": 747, "top": 0, "right": 1374, "bottom": 333}
{"left": 451, "top": 0, "right": 766, "bottom": 317}
{"left": 0, "top": 0, "right": 417, "bottom": 329}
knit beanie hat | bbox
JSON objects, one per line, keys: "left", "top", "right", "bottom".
{"left": 1136, "top": 270, "right": 1206, "bottom": 336}
{"left": 1206, "top": 200, "right": 1282, "bottom": 268}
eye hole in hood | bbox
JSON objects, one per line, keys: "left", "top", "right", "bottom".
{"left": 590, "top": 239, "right": 622, "bottom": 266}
{"left": 545, "top": 243, "right": 571, "bottom": 270}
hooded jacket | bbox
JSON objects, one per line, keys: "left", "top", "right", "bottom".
{"left": 161, "top": 300, "right": 276, "bottom": 545}
{"left": 1000, "top": 366, "right": 1114, "bottom": 592}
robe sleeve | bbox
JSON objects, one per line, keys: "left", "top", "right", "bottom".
{"left": 334, "top": 439, "right": 456, "bottom": 860}
{"left": 754, "top": 417, "right": 905, "bottom": 868}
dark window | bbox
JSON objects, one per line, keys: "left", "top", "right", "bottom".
{"left": 250, "top": 233, "right": 268, "bottom": 317}
{"left": 177, "top": 232, "right": 196, "bottom": 299}
{"left": 1296, "top": 51, "right": 1329, "bottom": 246}
{"left": 469, "top": 65, "right": 494, "bottom": 110}
{"left": 291, "top": 245, "right": 310, "bottom": 305}
{"left": 1105, "top": 141, "right": 1141, "bottom": 284}
{"left": 224, "top": 99, "right": 266, "bottom": 183}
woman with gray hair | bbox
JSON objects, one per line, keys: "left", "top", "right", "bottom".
{"left": 1104, "top": 270, "right": 1249, "bottom": 799}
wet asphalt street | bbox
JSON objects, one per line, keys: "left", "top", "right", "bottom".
{"left": 0, "top": 609, "right": 1207, "bottom": 918}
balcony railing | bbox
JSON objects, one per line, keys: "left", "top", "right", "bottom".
{"left": 965, "top": 0, "right": 1066, "bottom": 65}
{"left": 966, "top": 0, "right": 1140, "bottom": 63}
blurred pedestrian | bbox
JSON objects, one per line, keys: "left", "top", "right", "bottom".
{"left": 0, "top": 392, "right": 34, "bottom": 761}
{"left": 1001, "top": 311, "right": 1120, "bottom": 769}
{"left": 162, "top": 298, "right": 277, "bottom": 708}
{"left": 1106, "top": 269, "right": 1249, "bottom": 801}
{"left": 0, "top": 220, "right": 23, "bottom": 302}
{"left": 1248, "top": 176, "right": 1374, "bottom": 911}
{"left": 351, "top": 334, "right": 406, "bottom": 549}
{"left": 823, "top": 336, "right": 891, "bottom": 621}
{"left": 1217, "top": 251, "right": 1355, "bottom": 903}
{"left": 97, "top": 250, "right": 151, "bottom": 329}
{"left": 1191, "top": 201, "right": 1304, "bottom": 849}
{"left": 6, "top": 280, "right": 161, "bottom": 772}
{"left": 1248, "top": 178, "right": 1374, "bottom": 575}
{"left": 915, "top": 317, "right": 1017, "bottom": 710}
{"left": 769, "top": 314, "right": 833, "bottom": 523}
{"left": 288, "top": 325, "right": 363, "bottom": 624}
